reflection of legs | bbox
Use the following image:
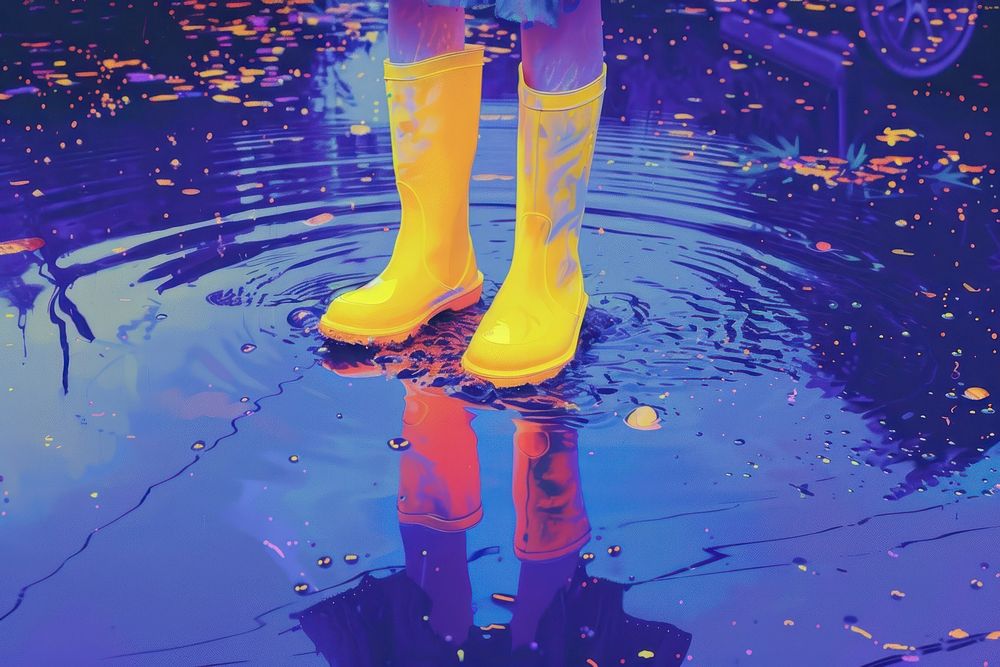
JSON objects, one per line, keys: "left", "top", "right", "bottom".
{"left": 396, "top": 384, "right": 482, "bottom": 644}
{"left": 400, "top": 524, "right": 473, "bottom": 645}
{"left": 509, "top": 419, "right": 590, "bottom": 648}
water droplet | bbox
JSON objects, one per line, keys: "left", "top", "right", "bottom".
{"left": 387, "top": 437, "right": 410, "bottom": 451}
{"left": 316, "top": 556, "right": 332, "bottom": 569}
{"left": 287, "top": 308, "right": 320, "bottom": 329}
{"left": 191, "top": 440, "right": 205, "bottom": 450}
{"left": 241, "top": 343, "right": 257, "bottom": 353}
{"left": 293, "top": 582, "right": 310, "bottom": 595}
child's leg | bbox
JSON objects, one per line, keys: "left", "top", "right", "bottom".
{"left": 520, "top": 0, "right": 603, "bottom": 91}
{"left": 388, "top": 0, "right": 466, "bottom": 63}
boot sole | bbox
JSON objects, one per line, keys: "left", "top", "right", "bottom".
{"left": 318, "top": 274, "right": 484, "bottom": 346}
{"left": 460, "top": 294, "right": 588, "bottom": 388}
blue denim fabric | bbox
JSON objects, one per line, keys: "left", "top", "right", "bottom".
{"left": 425, "top": 0, "right": 567, "bottom": 26}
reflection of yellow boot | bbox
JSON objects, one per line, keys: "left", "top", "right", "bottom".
{"left": 462, "top": 65, "right": 606, "bottom": 386}
{"left": 319, "top": 45, "right": 485, "bottom": 345}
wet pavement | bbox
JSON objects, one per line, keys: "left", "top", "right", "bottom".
{"left": 0, "top": 1, "right": 998, "bottom": 665}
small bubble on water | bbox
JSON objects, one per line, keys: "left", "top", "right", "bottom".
{"left": 241, "top": 343, "right": 257, "bottom": 353}
{"left": 733, "top": 438, "right": 746, "bottom": 446}
{"left": 191, "top": 440, "right": 205, "bottom": 450}
{"left": 293, "top": 582, "right": 310, "bottom": 595}
{"left": 316, "top": 556, "right": 332, "bottom": 569}
{"left": 288, "top": 308, "right": 320, "bottom": 329}
{"left": 387, "top": 437, "right": 410, "bottom": 451}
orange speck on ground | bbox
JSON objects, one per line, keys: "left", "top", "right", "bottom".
{"left": 305, "top": 213, "right": 334, "bottom": 226}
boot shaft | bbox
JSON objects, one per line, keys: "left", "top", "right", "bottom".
{"left": 383, "top": 45, "right": 485, "bottom": 290}
{"left": 510, "top": 65, "right": 606, "bottom": 313}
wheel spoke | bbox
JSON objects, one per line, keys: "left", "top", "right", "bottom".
{"left": 896, "top": 3, "right": 916, "bottom": 43}
{"left": 915, "top": 3, "right": 933, "bottom": 39}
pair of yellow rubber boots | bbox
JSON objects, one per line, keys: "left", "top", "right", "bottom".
{"left": 318, "top": 45, "right": 605, "bottom": 387}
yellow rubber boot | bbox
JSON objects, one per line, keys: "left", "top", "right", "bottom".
{"left": 319, "top": 45, "right": 485, "bottom": 345}
{"left": 462, "top": 65, "right": 606, "bottom": 386}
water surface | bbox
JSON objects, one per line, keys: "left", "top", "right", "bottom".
{"left": 1, "top": 1, "right": 998, "bottom": 665}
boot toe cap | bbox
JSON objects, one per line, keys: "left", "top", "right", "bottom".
{"left": 462, "top": 330, "right": 570, "bottom": 383}
{"left": 321, "top": 296, "right": 394, "bottom": 332}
